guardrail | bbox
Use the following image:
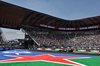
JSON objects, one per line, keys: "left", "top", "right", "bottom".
{"left": 0, "top": 47, "right": 14, "bottom": 51}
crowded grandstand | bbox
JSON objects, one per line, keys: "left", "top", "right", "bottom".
{"left": 23, "top": 26, "right": 100, "bottom": 50}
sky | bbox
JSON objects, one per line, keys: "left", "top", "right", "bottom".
{"left": 1, "top": 0, "right": 100, "bottom": 40}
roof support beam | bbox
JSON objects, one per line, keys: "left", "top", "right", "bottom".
{"left": 22, "top": 12, "right": 35, "bottom": 25}
{"left": 79, "top": 20, "right": 87, "bottom": 27}
{"left": 93, "top": 17, "right": 100, "bottom": 24}
{"left": 28, "top": 13, "right": 41, "bottom": 25}
{"left": 87, "top": 18, "right": 95, "bottom": 25}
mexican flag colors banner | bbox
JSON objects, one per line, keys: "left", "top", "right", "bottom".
{"left": 0, "top": 49, "right": 100, "bottom": 66}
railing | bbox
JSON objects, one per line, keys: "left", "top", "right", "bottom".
{"left": 22, "top": 28, "right": 40, "bottom": 47}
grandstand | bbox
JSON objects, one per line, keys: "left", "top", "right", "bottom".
{"left": 23, "top": 26, "right": 100, "bottom": 50}
{"left": 0, "top": 1, "right": 100, "bottom": 51}
{"left": 0, "top": 28, "right": 3, "bottom": 42}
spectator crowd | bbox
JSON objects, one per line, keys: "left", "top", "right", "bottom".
{"left": 23, "top": 26, "right": 100, "bottom": 50}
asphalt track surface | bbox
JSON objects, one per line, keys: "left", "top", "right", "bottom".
{"left": 28, "top": 50, "right": 100, "bottom": 56}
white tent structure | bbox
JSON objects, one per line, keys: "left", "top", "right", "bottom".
{"left": 1, "top": 28, "right": 25, "bottom": 41}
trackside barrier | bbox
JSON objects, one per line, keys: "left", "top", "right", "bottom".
{"left": 37, "top": 48, "right": 64, "bottom": 51}
{"left": 37, "top": 48, "right": 61, "bottom": 51}
{"left": 45, "top": 48, "right": 55, "bottom": 50}
{"left": 54, "top": 48, "right": 61, "bottom": 51}
{"left": 73, "top": 49, "right": 77, "bottom": 51}
{"left": 36, "top": 48, "right": 100, "bottom": 53}
{"left": 37, "top": 48, "right": 100, "bottom": 53}
{"left": 0, "top": 47, "right": 14, "bottom": 51}
{"left": 73, "top": 49, "right": 100, "bottom": 53}
{"left": 86, "top": 49, "right": 90, "bottom": 52}
{"left": 0, "top": 48, "right": 3, "bottom": 51}
{"left": 98, "top": 50, "right": 100, "bottom": 52}
{"left": 91, "top": 50, "right": 100, "bottom": 53}
{"left": 77, "top": 50, "right": 86, "bottom": 52}
{"left": 37, "top": 48, "right": 45, "bottom": 50}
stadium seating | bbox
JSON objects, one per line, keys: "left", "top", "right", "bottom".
{"left": 23, "top": 26, "right": 100, "bottom": 50}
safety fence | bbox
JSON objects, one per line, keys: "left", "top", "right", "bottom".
{"left": 73, "top": 49, "right": 100, "bottom": 53}
{"left": 36, "top": 48, "right": 100, "bottom": 53}
{"left": 0, "top": 47, "right": 14, "bottom": 51}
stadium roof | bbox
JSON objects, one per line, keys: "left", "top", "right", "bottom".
{"left": 0, "top": 1, "right": 100, "bottom": 30}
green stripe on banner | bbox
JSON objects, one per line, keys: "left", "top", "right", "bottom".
{"left": 73, "top": 51, "right": 90, "bottom": 53}
{"left": 0, "top": 57, "right": 100, "bottom": 66}
{"left": 74, "top": 51, "right": 100, "bottom": 53}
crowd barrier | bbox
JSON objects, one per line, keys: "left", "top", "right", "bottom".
{"left": 36, "top": 48, "right": 100, "bottom": 53}
{"left": 0, "top": 47, "right": 14, "bottom": 51}
{"left": 73, "top": 49, "right": 100, "bottom": 53}
{"left": 36, "top": 48, "right": 71, "bottom": 52}
{"left": 37, "top": 48, "right": 62, "bottom": 51}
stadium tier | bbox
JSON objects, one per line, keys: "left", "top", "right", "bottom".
{"left": 23, "top": 26, "right": 100, "bottom": 50}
